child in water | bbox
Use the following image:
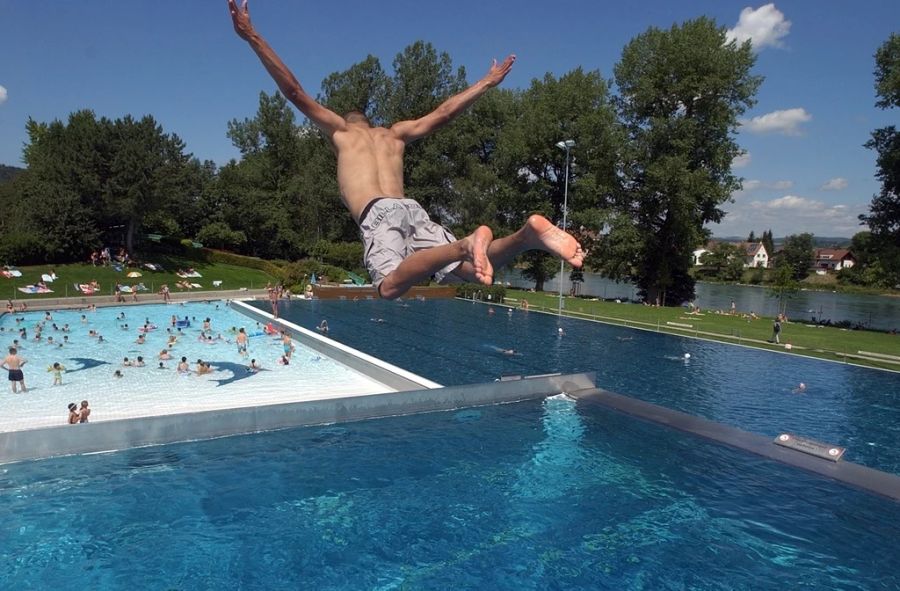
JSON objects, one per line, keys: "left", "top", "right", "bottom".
{"left": 47, "top": 362, "right": 65, "bottom": 386}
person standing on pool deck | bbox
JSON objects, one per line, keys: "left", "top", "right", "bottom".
{"left": 3, "top": 347, "right": 27, "bottom": 393}
{"left": 227, "top": 0, "right": 584, "bottom": 299}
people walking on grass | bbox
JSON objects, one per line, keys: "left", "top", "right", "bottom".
{"left": 772, "top": 319, "right": 782, "bottom": 344}
{"left": 3, "top": 347, "right": 26, "bottom": 393}
{"left": 228, "top": 0, "right": 583, "bottom": 300}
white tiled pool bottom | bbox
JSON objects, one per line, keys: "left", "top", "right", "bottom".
{"left": 1, "top": 302, "right": 395, "bottom": 432}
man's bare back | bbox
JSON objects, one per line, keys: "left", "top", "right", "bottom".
{"left": 332, "top": 123, "right": 407, "bottom": 222}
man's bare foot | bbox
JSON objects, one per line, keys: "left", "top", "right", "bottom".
{"left": 462, "top": 226, "right": 494, "bottom": 285}
{"left": 524, "top": 215, "right": 584, "bottom": 267}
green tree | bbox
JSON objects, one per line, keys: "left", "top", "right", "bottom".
{"left": 780, "top": 233, "right": 815, "bottom": 281}
{"left": 861, "top": 33, "right": 900, "bottom": 286}
{"left": 761, "top": 229, "right": 775, "bottom": 263}
{"left": 104, "top": 115, "right": 195, "bottom": 252}
{"left": 700, "top": 242, "right": 744, "bottom": 281}
{"left": 769, "top": 261, "right": 799, "bottom": 316}
{"left": 612, "top": 17, "right": 762, "bottom": 305}
{"left": 496, "top": 68, "right": 620, "bottom": 279}
{"left": 519, "top": 251, "right": 560, "bottom": 292}
{"left": 747, "top": 230, "right": 756, "bottom": 242}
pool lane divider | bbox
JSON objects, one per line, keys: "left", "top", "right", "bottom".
{"left": 570, "top": 387, "right": 900, "bottom": 503}
{"left": 0, "top": 372, "right": 598, "bottom": 465}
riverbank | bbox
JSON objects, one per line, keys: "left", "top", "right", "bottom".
{"left": 696, "top": 276, "right": 899, "bottom": 298}
{"left": 501, "top": 288, "right": 900, "bottom": 372}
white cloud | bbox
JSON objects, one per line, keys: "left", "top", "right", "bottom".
{"left": 820, "top": 177, "right": 848, "bottom": 191}
{"left": 0, "top": 85, "right": 7, "bottom": 105}
{"left": 764, "top": 195, "right": 813, "bottom": 209}
{"left": 732, "top": 152, "right": 752, "bottom": 168}
{"left": 713, "top": 192, "right": 866, "bottom": 236}
{"left": 726, "top": 4, "right": 791, "bottom": 51}
{"left": 735, "top": 179, "right": 793, "bottom": 193}
{"left": 741, "top": 108, "right": 811, "bottom": 135}
{"left": 742, "top": 179, "right": 763, "bottom": 191}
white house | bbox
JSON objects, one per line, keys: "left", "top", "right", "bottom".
{"left": 814, "top": 248, "right": 855, "bottom": 271}
{"left": 692, "top": 246, "right": 711, "bottom": 266}
{"left": 741, "top": 242, "right": 769, "bottom": 268}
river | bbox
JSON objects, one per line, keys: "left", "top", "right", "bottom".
{"left": 496, "top": 270, "right": 900, "bottom": 332}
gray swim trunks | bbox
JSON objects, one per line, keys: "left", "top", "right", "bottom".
{"left": 359, "top": 198, "right": 461, "bottom": 291}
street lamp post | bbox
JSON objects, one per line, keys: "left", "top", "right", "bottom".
{"left": 555, "top": 139, "right": 575, "bottom": 318}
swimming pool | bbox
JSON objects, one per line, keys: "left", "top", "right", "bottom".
{"left": 262, "top": 298, "right": 900, "bottom": 476}
{"left": 1, "top": 395, "right": 897, "bottom": 589}
{"left": 0, "top": 301, "right": 389, "bottom": 431}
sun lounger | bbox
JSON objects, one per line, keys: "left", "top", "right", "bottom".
{"left": 41, "top": 274, "right": 55, "bottom": 283}
{"left": 190, "top": 283, "right": 202, "bottom": 289}
{"left": 212, "top": 280, "right": 223, "bottom": 287}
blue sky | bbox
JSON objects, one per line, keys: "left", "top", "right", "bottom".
{"left": 1, "top": 1, "right": 897, "bottom": 238}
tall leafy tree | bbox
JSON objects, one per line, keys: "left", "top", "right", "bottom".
{"left": 104, "top": 115, "right": 194, "bottom": 252}
{"left": 761, "top": 229, "right": 775, "bottom": 262}
{"left": 780, "top": 233, "right": 815, "bottom": 281}
{"left": 861, "top": 33, "right": 900, "bottom": 285}
{"left": 700, "top": 242, "right": 744, "bottom": 281}
{"left": 498, "top": 68, "right": 619, "bottom": 286}
{"left": 611, "top": 17, "right": 762, "bottom": 305}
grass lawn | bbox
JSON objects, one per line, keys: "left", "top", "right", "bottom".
{"left": 3, "top": 256, "right": 276, "bottom": 301}
{"left": 503, "top": 288, "right": 900, "bottom": 372}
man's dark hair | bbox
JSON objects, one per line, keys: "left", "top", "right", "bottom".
{"left": 344, "top": 110, "right": 371, "bottom": 125}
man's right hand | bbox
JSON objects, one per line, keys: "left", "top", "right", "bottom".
{"left": 482, "top": 55, "right": 517, "bottom": 87}
{"left": 228, "top": 0, "right": 255, "bottom": 41}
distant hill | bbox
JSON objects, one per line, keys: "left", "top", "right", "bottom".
{"left": 713, "top": 235, "right": 852, "bottom": 247}
{"left": 0, "top": 164, "right": 24, "bottom": 184}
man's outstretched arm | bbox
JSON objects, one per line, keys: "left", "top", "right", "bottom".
{"left": 227, "top": 0, "right": 345, "bottom": 137}
{"left": 391, "top": 55, "right": 516, "bottom": 143}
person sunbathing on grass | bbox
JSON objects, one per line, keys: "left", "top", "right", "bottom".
{"left": 228, "top": 0, "right": 583, "bottom": 299}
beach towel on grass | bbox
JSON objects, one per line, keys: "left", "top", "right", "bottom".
{"left": 19, "top": 285, "right": 53, "bottom": 294}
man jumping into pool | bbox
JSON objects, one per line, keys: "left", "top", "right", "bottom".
{"left": 228, "top": 0, "right": 584, "bottom": 299}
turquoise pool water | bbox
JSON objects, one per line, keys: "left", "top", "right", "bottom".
{"left": 0, "top": 301, "right": 385, "bottom": 431}
{"left": 264, "top": 298, "right": 900, "bottom": 475}
{"left": 1, "top": 396, "right": 897, "bottom": 589}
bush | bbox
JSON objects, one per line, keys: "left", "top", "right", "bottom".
{"left": 455, "top": 283, "right": 506, "bottom": 302}
{"left": 196, "top": 222, "right": 248, "bottom": 251}
{"left": 310, "top": 240, "right": 365, "bottom": 274}
{"left": 198, "top": 248, "right": 283, "bottom": 276}
{"left": 280, "top": 259, "right": 350, "bottom": 290}
{"left": 746, "top": 267, "right": 766, "bottom": 285}
{"left": 0, "top": 231, "right": 46, "bottom": 266}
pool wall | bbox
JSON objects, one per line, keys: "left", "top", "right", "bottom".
{"left": 0, "top": 372, "right": 596, "bottom": 465}
{"left": 571, "top": 387, "right": 900, "bottom": 502}
{"left": 230, "top": 299, "right": 444, "bottom": 391}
